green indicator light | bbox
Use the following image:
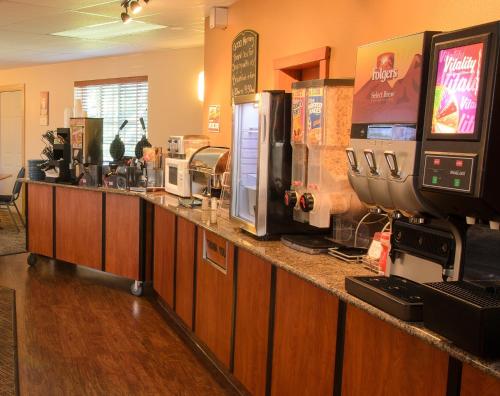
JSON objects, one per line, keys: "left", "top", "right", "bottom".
{"left": 453, "top": 178, "right": 461, "bottom": 187}
{"left": 432, "top": 176, "right": 438, "bottom": 184}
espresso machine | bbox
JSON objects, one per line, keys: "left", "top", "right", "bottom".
{"left": 344, "top": 32, "right": 465, "bottom": 322}
{"left": 282, "top": 79, "right": 372, "bottom": 252}
{"left": 416, "top": 21, "right": 500, "bottom": 358}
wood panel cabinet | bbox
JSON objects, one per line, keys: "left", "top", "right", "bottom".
{"left": 461, "top": 363, "right": 500, "bottom": 396}
{"left": 153, "top": 206, "right": 176, "bottom": 307}
{"left": 233, "top": 249, "right": 272, "bottom": 396}
{"left": 342, "top": 305, "right": 448, "bottom": 396}
{"left": 105, "top": 193, "right": 140, "bottom": 280}
{"left": 271, "top": 268, "right": 339, "bottom": 396}
{"left": 55, "top": 187, "right": 102, "bottom": 270}
{"left": 195, "top": 228, "right": 235, "bottom": 367}
{"left": 27, "top": 183, "right": 53, "bottom": 257}
{"left": 175, "top": 217, "right": 197, "bottom": 329}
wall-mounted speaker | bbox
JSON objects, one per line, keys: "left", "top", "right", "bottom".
{"left": 209, "top": 7, "right": 228, "bottom": 30}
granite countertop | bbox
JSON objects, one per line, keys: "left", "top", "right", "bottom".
{"left": 23, "top": 179, "right": 500, "bottom": 379}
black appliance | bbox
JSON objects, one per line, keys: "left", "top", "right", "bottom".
{"left": 418, "top": 21, "right": 500, "bottom": 358}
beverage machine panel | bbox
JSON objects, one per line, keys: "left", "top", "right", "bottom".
{"left": 347, "top": 32, "right": 438, "bottom": 218}
{"left": 418, "top": 21, "right": 500, "bottom": 358}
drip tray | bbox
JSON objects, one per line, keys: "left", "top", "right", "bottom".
{"left": 421, "top": 281, "right": 500, "bottom": 358}
{"left": 281, "top": 234, "right": 341, "bottom": 255}
{"left": 345, "top": 275, "right": 425, "bottom": 322}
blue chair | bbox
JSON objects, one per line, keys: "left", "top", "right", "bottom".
{"left": 0, "top": 167, "right": 25, "bottom": 232}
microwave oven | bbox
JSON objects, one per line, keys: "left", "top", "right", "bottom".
{"left": 165, "top": 157, "right": 191, "bottom": 197}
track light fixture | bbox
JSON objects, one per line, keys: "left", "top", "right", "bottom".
{"left": 130, "top": 1, "right": 142, "bottom": 14}
{"left": 120, "top": 0, "right": 150, "bottom": 23}
{"left": 121, "top": 8, "right": 131, "bottom": 24}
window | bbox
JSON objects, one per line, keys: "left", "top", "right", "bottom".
{"left": 74, "top": 76, "right": 149, "bottom": 161}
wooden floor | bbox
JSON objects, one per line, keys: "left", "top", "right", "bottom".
{"left": 0, "top": 253, "right": 237, "bottom": 396}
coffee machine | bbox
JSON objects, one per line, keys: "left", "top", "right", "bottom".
{"left": 69, "top": 117, "right": 103, "bottom": 186}
{"left": 344, "top": 32, "right": 466, "bottom": 322}
{"left": 417, "top": 21, "right": 500, "bottom": 358}
{"left": 43, "top": 128, "right": 73, "bottom": 183}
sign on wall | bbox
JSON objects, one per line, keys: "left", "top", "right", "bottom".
{"left": 231, "top": 30, "right": 259, "bottom": 98}
{"left": 39, "top": 91, "right": 49, "bottom": 126}
{"left": 208, "top": 105, "right": 221, "bottom": 133}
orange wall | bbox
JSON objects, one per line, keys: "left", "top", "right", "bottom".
{"left": 203, "top": 0, "right": 500, "bottom": 147}
{"left": 0, "top": 47, "right": 204, "bottom": 163}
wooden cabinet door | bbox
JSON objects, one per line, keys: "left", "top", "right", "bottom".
{"left": 195, "top": 228, "right": 234, "bottom": 367}
{"left": 153, "top": 206, "right": 176, "bottom": 307}
{"left": 27, "top": 183, "right": 53, "bottom": 257}
{"left": 233, "top": 249, "right": 272, "bottom": 396}
{"left": 105, "top": 193, "right": 140, "bottom": 279}
{"left": 342, "top": 305, "right": 448, "bottom": 396}
{"left": 175, "top": 217, "right": 196, "bottom": 329}
{"left": 55, "top": 187, "right": 102, "bottom": 270}
{"left": 271, "top": 268, "right": 339, "bottom": 396}
{"left": 461, "top": 363, "right": 500, "bottom": 396}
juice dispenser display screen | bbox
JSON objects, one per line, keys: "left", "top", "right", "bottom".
{"left": 431, "top": 43, "right": 484, "bottom": 135}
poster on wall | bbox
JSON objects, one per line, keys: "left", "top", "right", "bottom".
{"left": 231, "top": 30, "right": 259, "bottom": 98}
{"left": 208, "top": 105, "right": 221, "bottom": 132}
{"left": 39, "top": 91, "right": 49, "bottom": 126}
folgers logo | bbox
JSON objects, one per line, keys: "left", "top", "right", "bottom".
{"left": 371, "top": 52, "right": 398, "bottom": 82}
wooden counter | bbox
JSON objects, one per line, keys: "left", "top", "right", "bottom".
{"left": 24, "top": 180, "right": 500, "bottom": 396}
{"left": 26, "top": 183, "right": 151, "bottom": 294}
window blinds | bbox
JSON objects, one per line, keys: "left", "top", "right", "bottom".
{"left": 74, "top": 77, "right": 149, "bottom": 161}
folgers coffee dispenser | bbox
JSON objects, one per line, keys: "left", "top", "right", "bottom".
{"left": 347, "top": 32, "right": 438, "bottom": 218}
{"left": 345, "top": 32, "right": 464, "bottom": 322}
{"left": 417, "top": 21, "right": 500, "bottom": 358}
{"left": 283, "top": 79, "right": 371, "bottom": 252}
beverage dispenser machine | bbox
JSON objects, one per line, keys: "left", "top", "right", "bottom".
{"left": 345, "top": 32, "right": 465, "bottom": 322}
{"left": 418, "top": 21, "right": 500, "bottom": 358}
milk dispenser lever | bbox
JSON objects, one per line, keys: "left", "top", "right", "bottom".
{"left": 417, "top": 21, "right": 500, "bottom": 358}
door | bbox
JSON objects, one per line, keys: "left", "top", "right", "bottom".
{"left": 0, "top": 90, "right": 24, "bottom": 201}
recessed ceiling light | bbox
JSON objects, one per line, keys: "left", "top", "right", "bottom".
{"left": 52, "top": 20, "right": 166, "bottom": 40}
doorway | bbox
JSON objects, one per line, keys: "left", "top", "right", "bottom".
{"left": 0, "top": 85, "right": 25, "bottom": 207}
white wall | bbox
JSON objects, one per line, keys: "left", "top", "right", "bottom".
{"left": 0, "top": 47, "right": 204, "bottom": 162}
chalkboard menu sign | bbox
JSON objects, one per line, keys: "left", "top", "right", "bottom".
{"left": 231, "top": 30, "right": 259, "bottom": 97}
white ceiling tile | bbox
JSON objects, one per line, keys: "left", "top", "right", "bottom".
{"left": 0, "top": 0, "right": 237, "bottom": 69}
{"left": 3, "top": 11, "right": 116, "bottom": 34}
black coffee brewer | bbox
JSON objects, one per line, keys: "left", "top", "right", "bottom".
{"left": 418, "top": 21, "right": 500, "bottom": 358}
{"left": 43, "top": 128, "right": 74, "bottom": 183}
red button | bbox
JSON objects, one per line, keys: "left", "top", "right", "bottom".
{"left": 456, "top": 160, "right": 463, "bottom": 167}
{"left": 433, "top": 158, "right": 441, "bottom": 166}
